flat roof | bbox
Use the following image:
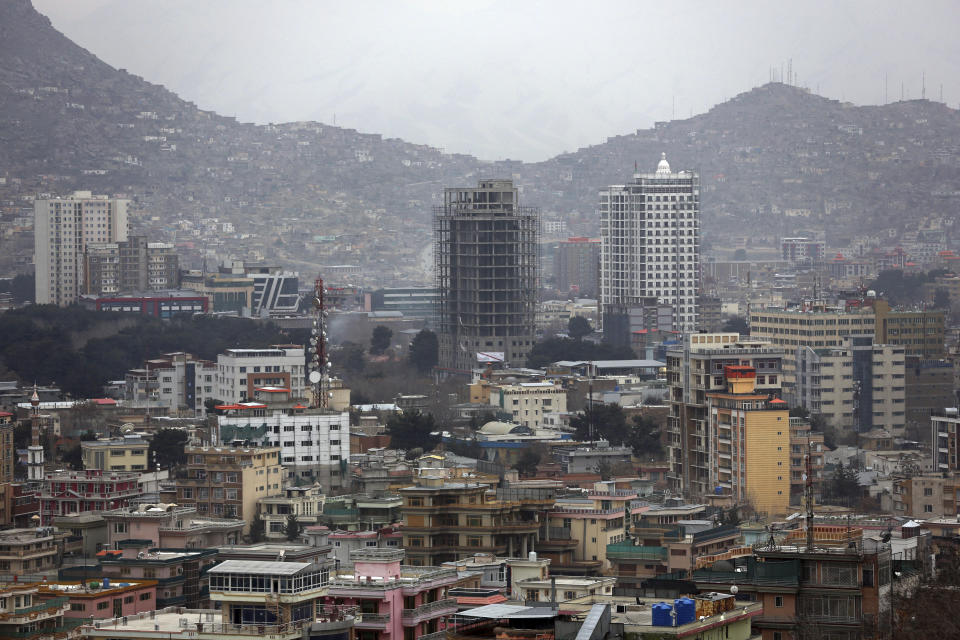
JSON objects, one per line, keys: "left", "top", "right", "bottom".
{"left": 459, "top": 604, "right": 558, "bottom": 619}
{"left": 208, "top": 560, "right": 313, "bottom": 575}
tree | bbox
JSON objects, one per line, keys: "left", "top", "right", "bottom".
{"left": 513, "top": 449, "right": 542, "bottom": 476}
{"left": 733, "top": 248, "right": 747, "bottom": 261}
{"left": 62, "top": 444, "right": 83, "bottom": 470}
{"left": 284, "top": 513, "right": 302, "bottom": 541}
{"left": 369, "top": 325, "right": 393, "bottom": 356}
{"left": 825, "top": 462, "right": 860, "bottom": 506}
{"left": 933, "top": 287, "right": 951, "bottom": 310}
{"left": 204, "top": 397, "right": 225, "bottom": 414}
{"left": 721, "top": 316, "right": 749, "bottom": 335}
{"left": 526, "top": 337, "right": 635, "bottom": 369}
{"left": 567, "top": 316, "right": 592, "bottom": 340}
{"left": 248, "top": 513, "right": 266, "bottom": 543}
{"left": 408, "top": 329, "right": 439, "bottom": 373}
{"left": 338, "top": 341, "right": 366, "bottom": 375}
{"left": 385, "top": 410, "right": 439, "bottom": 453}
{"left": 148, "top": 428, "right": 189, "bottom": 470}
{"left": 628, "top": 415, "right": 663, "bottom": 458}
{"left": 570, "top": 404, "right": 630, "bottom": 445}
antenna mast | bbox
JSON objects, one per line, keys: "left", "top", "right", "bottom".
{"left": 309, "top": 277, "right": 330, "bottom": 409}
{"left": 805, "top": 431, "right": 815, "bottom": 550}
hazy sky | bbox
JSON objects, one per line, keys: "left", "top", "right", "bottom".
{"left": 33, "top": 0, "right": 960, "bottom": 161}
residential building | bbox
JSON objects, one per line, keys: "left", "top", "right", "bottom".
{"left": 36, "top": 579, "right": 157, "bottom": 620}
{"left": 175, "top": 446, "right": 283, "bottom": 529}
{"left": 706, "top": 365, "right": 791, "bottom": 516}
{"left": 555, "top": 443, "right": 634, "bottom": 474}
{"left": 81, "top": 434, "right": 149, "bottom": 472}
{"left": 54, "top": 513, "right": 108, "bottom": 557}
{"left": 696, "top": 294, "right": 723, "bottom": 332}
{"left": 904, "top": 357, "right": 955, "bottom": 435}
{"left": 0, "top": 413, "right": 13, "bottom": 527}
{"left": 0, "top": 582, "right": 74, "bottom": 640}
{"left": 97, "top": 547, "right": 219, "bottom": 609}
{"left": 400, "top": 478, "right": 552, "bottom": 566}
{"left": 101, "top": 503, "right": 242, "bottom": 549}
{"left": 666, "top": 333, "right": 784, "bottom": 498}
{"left": 781, "top": 237, "right": 826, "bottom": 264}
{"left": 217, "top": 402, "right": 350, "bottom": 487}
{"left": 330, "top": 547, "right": 458, "bottom": 640}
{"left": 258, "top": 485, "right": 327, "bottom": 540}
{"left": 873, "top": 299, "right": 946, "bottom": 358}
{"left": 319, "top": 494, "right": 404, "bottom": 532}
{"left": 217, "top": 542, "right": 331, "bottom": 565}
{"left": 215, "top": 347, "right": 306, "bottom": 403}
{"left": 435, "top": 179, "right": 539, "bottom": 372}
{"left": 599, "top": 153, "right": 700, "bottom": 333}
{"left": 554, "top": 237, "right": 600, "bottom": 297}
{"left": 932, "top": 408, "right": 960, "bottom": 472}
{"left": 892, "top": 473, "right": 960, "bottom": 518}
{"left": 83, "top": 235, "right": 179, "bottom": 295}
{"left": 34, "top": 191, "right": 130, "bottom": 306}
{"left": 39, "top": 469, "right": 141, "bottom": 526}
{"left": 328, "top": 527, "right": 403, "bottom": 567}
{"left": 123, "top": 352, "right": 217, "bottom": 415}
{"left": 788, "top": 417, "right": 825, "bottom": 503}
{"left": 0, "top": 527, "right": 59, "bottom": 574}
{"left": 514, "top": 575, "right": 616, "bottom": 603}
{"left": 487, "top": 382, "right": 567, "bottom": 429}
{"left": 795, "top": 337, "right": 906, "bottom": 432}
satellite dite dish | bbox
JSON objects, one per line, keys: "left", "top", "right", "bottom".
{"left": 309, "top": 371, "right": 322, "bottom": 384}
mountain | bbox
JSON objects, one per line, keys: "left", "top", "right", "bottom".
{"left": 1, "top": 0, "right": 959, "bottom": 284}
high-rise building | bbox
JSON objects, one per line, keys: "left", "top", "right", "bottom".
{"left": 554, "top": 237, "right": 600, "bottom": 297}
{"left": 215, "top": 347, "right": 306, "bottom": 403}
{"left": 599, "top": 154, "right": 700, "bottom": 332}
{"left": 666, "top": 333, "right": 784, "bottom": 498}
{"left": 84, "top": 235, "right": 179, "bottom": 295}
{"left": 34, "top": 191, "right": 130, "bottom": 305}
{"left": 781, "top": 237, "right": 826, "bottom": 264}
{"left": 932, "top": 408, "right": 960, "bottom": 473}
{"left": 435, "top": 180, "right": 538, "bottom": 372}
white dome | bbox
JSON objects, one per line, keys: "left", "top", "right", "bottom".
{"left": 655, "top": 152, "right": 671, "bottom": 176}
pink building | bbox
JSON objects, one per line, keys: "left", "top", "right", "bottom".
{"left": 37, "top": 579, "right": 157, "bottom": 619}
{"left": 331, "top": 548, "right": 459, "bottom": 640}
{"left": 39, "top": 469, "right": 140, "bottom": 525}
{"left": 102, "top": 503, "right": 242, "bottom": 549}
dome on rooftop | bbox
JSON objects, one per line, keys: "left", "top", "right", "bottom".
{"left": 655, "top": 152, "right": 671, "bottom": 176}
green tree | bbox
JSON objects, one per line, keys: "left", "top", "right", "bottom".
{"left": 369, "top": 325, "right": 393, "bottom": 355}
{"left": 148, "top": 428, "right": 189, "bottom": 470}
{"left": 513, "top": 449, "right": 542, "bottom": 476}
{"left": 721, "top": 316, "right": 749, "bottom": 335}
{"left": 204, "top": 398, "right": 225, "bottom": 414}
{"left": 408, "top": 329, "right": 439, "bottom": 373}
{"left": 62, "top": 444, "right": 83, "bottom": 470}
{"left": 570, "top": 404, "right": 630, "bottom": 445}
{"left": 337, "top": 341, "right": 366, "bottom": 375}
{"left": 526, "top": 337, "right": 635, "bottom": 369}
{"left": 284, "top": 513, "right": 302, "bottom": 541}
{"left": 825, "top": 462, "right": 860, "bottom": 506}
{"left": 567, "top": 316, "right": 593, "bottom": 340}
{"left": 933, "top": 287, "right": 951, "bottom": 310}
{"left": 248, "top": 513, "right": 266, "bottom": 543}
{"left": 628, "top": 415, "right": 663, "bottom": 458}
{"left": 386, "top": 410, "right": 439, "bottom": 453}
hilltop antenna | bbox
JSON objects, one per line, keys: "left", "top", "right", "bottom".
{"left": 885, "top": 73, "right": 888, "bottom": 104}
{"left": 309, "top": 277, "right": 330, "bottom": 409}
{"left": 922, "top": 72, "right": 926, "bottom": 100}
{"left": 788, "top": 58, "right": 793, "bottom": 86}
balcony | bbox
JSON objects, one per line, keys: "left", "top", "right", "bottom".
{"left": 401, "top": 598, "right": 458, "bottom": 624}
{"left": 355, "top": 613, "right": 390, "bottom": 629}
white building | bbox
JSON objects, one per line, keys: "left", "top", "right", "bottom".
{"left": 34, "top": 191, "right": 130, "bottom": 305}
{"left": 599, "top": 154, "right": 700, "bottom": 332}
{"left": 217, "top": 406, "right": 350, "bottom": 487}
{"left": 215, "top": 347, "right": 306, "bottom": 403}
{"left": 487, "top": 382, "right": 567, "bottom": 429}
{"left": 124, "top": 352, "right": 217, "bottom": 415}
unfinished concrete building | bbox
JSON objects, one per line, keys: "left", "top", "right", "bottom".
{"left": 435, "top": 180, "right": 539, "bottom": 373}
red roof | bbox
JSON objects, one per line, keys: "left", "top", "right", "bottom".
{"left": 96, "top": 549, "right": 122, "bottom": 557}
{"left": 769, "top": 398, "right": 787, "bottom": 404}
{"left": 0, "top": 411, "right": 13, "bottom": 417}
{"left": 92, "top": 398, "right": 117, "bottom": 405}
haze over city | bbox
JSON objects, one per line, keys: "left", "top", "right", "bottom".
{"left": 33, "top": 0, "right": 960, "bottom": 160}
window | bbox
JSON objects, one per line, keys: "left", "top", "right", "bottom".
{"left": 97, "top": 601, "right": 110, "bottom": 610}
{"left": 139, "top": 592, "right": 151, "bottom": 601}
{"left": 924, "top": 487, "right": 934, "bottom": 497}
{"left": 775, "top": 596, "right": 784, "bottom": 607}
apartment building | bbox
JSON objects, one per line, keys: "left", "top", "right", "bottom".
{"left": 873, "top": 300, "right": 946, "bottom": 358}
{"left": 0, "top": 413, "right": 13, "bottom": 527}
{"left": 217, "top": 402, "right": 350, "bottom": 488}
{"left": 554, "top": 236, "right": 600, "bottom": 297}
{"left": 215, "top": 347, "right": 306, "bottom": 403}
{"left": 795, "top": 336, "right": 906, "bottom": 432}
{"left": 101, "top": 503, "right": 242, "bottom": 549}
{"left": 36, "top": 579, "right": 157, "bottom": 621}
{"left": 0, "top": 527, "right": 59, "bottom": 574}
{"left": 904, "top": 358, "right": 954, "bottom": 435}
{"left": 97, "top": 547, "right": 219, "bottom": 609}
{"left": 0, "top": 582, "right": 73, "bottom": 640}
{"left": 932, "top": 408, "right": 960, "bottom": 472}
{"left": 789, "top": 417, "right": 825, "bottom": 503}
{"left": 487, "top": 382, "right": 567, "bottom": 429}
{"left": 892, "top": 473, "right": 960, "bottom": 518}
{"left": 599, "top": 154, "right": 701, "bottom": 332}
{"left": 175, "top": 446, "right": 283, "bottom": 529}
{"left": 34, "top": 191, "right": 130, "bottom": 305}
{"left": 84, "top": 235, "right": 179, "bottom": 295}
{"left": 400, "top": 479, "right": 551, "bottom": 566}
{"left": 258, "top": 485, "right": 326, "bottom": 540}
{"left": 81, "top": 434, "right": 149, "bottom": 472}
{"left": 666, "top": 332, "right": 784, "bottom": 498}
{"left": 781, "top": 237, "right": 826, "bottom": 264}
{"left": 331, "top": 547, "right": 459, "bottom": 640}
{"left": 123, "top": 351, "right": 217, "bottom": 415}
{"left": 39, "top": 469, "right": 140, "bottom": 526}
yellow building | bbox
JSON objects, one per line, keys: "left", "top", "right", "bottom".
{"left": 81, "top": 434, "right": 149, "bottom": 472}
{"left": 488, "top": 382, "right": 567, "bottom": 429}
{"left": 707, "top": 365, "right": 790, "bottom": 517}
{"left": 176, "top": 446, "right": 282, "bottom": 531}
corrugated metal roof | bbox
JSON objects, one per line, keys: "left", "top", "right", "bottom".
{"left": 458, "top": 604, "right": 557, "bottom": 619}
{"left": 208, "top": 560, "right": 313, "bottom": 575}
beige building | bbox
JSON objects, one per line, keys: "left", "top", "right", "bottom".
{"left": 258, "top": 485, "right": 326, "bottom": 540}
{"left": 0, "top": 528, "right": 59, "bottom": 574}
{"left": 175, "top": 446, "right": 283, "bottom": 532}
{"left": 892, "top": 473, "right": 960, "bottom": 518}
{"left": 487, "top": 382, "right": 567, "bottom": 429}
{"left": 795, "top": 337, "right": 906, "bottom": 432}
{"left": 34, "top": 191, "right": 130, "bottom": 305}
{"left": 81, "top": 434, "right": 149, "bottom": 472}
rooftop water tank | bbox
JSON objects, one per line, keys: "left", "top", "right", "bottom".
{"left": 674, "top": 597, "right": 695, "bottom": 625}
{"left": 651, "top": 602, "right": 673, "bottom": 627}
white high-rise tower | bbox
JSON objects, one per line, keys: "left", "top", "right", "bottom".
{"left": 599, "top": 154, "right": 700, "bottom": 332}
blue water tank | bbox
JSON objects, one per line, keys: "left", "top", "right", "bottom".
{"left": 651, "top": 602, "right": 673, "bottom": 627}
{"left": 103, "top": 577, "right": 110, "bottom": 588}
{"left": 674, "top": 597, "right": 695, "bottom": 625}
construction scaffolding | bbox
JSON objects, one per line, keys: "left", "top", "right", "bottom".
{"left": 434, "top": 180, "right": 539, "bottom": 373}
